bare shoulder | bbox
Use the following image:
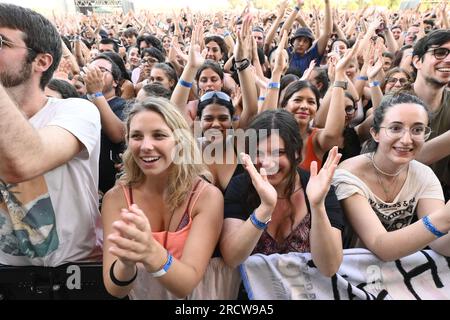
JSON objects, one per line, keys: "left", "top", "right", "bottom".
{"left": 192, "top": 181, "right": 224, "bottom": 217}
{"left": 338, "top": 154, "right": 371, "bottom": 175}
{"left": 102, "top": 184, "right": 128, "bottom": 213}
{"left": 197, "top": 181, "right": 224, "bottom": 206}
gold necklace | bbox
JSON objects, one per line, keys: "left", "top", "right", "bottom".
{"left": 374, "top": 168, "right": 399, "bottom": 202}
{"left": 371, "top": 152, "right": 405, "bottom": 177}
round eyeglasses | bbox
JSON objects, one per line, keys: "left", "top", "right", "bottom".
{"left": 426, "top": 47, "right": 449, "bottom": 60}
{"left": 386, "top": 77, "right": 409, "bottom": 85}
{"left": 380, "top": 123, "right": 432, "bottom": 141}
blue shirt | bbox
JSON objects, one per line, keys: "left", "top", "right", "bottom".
{"left": 288, "top": 43, "right": 322, "bottom": 76}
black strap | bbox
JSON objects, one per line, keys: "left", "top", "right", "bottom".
{"left": 109, "top": 260, "right": 137, "bottom": 287}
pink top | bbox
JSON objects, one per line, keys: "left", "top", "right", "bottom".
{"left": 121, "top": 179, "right": 208, "bottom": 259}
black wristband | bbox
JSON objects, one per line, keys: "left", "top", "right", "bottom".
{"left": 109, "top": 259, "right": 138, "bottom": 287}
{"left": 234, "top": 58, "right": 250, "bottom": 72}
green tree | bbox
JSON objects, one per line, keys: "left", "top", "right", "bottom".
{"left": 228, "top": 0, "right": 246, "bottom": 9}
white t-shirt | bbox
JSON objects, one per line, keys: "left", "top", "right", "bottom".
{"left": 0, "top": 97, "right": 102, "bottom": 266}
{"left": 332, "top": 160, "right": 444, "bottom": 231}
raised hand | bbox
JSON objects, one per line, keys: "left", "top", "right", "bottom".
{"left": 240, "top": 152, "right": 277, "bottom": 210}
{"left": 272, "top": 30, "right": 288, "bottom": 74}
{"left": 301, "top": 60, "right": 316, "bottom": 81}
{"left": 83, "top": 65, "right": 104, "bottom": 94}
{"left": 168, "top": 38, "right": 188, "bottom": 64}
{"left": 327, "top": 54, "right": 337, "bottom": 84}
{"left": 335, "top": 37, "right": 360, "bottom": 78}
{"left": 234, "top": 14, "right": 253, "bottom": 62}
{"left": 187, "top": 23, "right": 205, "bottom": 69}
{"left": 277, "top": 0, "right": 289, "bottom": 18}
{"left": 306, "top": 146, "right": 342, "bottom": 207}
{"left": 367, "top": 50, "right": 384, "bottom": 81}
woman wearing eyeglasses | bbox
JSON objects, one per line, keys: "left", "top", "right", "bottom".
{"left": 134, "top": 48, "right": 165, "bottom": 93}
{"left": 382, "top": 67, "right": 412, "bottom": 94}
{"left": 332, "top": 92, "right": 450, "bottom": 260}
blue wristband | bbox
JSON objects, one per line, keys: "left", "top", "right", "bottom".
{"left": 87, "top": 92, "right": 103, "bottom": 101}
{"left": 250, "top": 211, "right": 271, "bottom": 230}
{"left": 356, "top": 76, "right": 369, "bottom": 81}
{"left": 422, "top": 216, "right": 447, "bottom": 238}
{"left": 151, "top": 252, "right": 173, "bottom": 277}
{"left": 258, "top": 96, "right": 266, "bottom": 101}
{"left": 369, "top": 81, "right": 381, "bottom": 88}
{"left": 178, "top": 79, "right": 193, "bottom": 88}
{"left": 268, "top": 82, "right": 281, "bottom": 89}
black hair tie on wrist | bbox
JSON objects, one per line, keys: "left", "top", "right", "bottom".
{"left": 109, "top": 259, "right": 138, "bottom": 287}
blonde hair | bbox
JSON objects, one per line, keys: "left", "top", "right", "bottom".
{"left": 120, "top": 97, "right": 210, "bottom": 212}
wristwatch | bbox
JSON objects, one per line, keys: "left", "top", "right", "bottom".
{"left": 333, "top": 81, "right": 348, "bottom": 90}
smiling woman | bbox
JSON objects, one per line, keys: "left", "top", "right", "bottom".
{"left": 101, "top": 97, "right": 227, "bottom": 299}
{"left": 332, "top": 92, "right": 450, "bottom": 260}
{"left": 220, "top": 109, "right": 344, "bottom": 294}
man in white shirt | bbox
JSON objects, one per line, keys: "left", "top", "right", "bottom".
{"left": 0, "top": 4, "right": 102, "bottom": 268}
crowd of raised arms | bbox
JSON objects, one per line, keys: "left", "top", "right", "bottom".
{"left": 0, "top": 1, "right": 449, "bottom": 300}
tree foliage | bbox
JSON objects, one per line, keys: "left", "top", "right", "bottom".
{"left": 227, "top": 0, "right": 405, "bottom": 10}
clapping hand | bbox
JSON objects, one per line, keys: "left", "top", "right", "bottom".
{"left": 240, "top": 152, "right": 277, "bottom": 211}
{"left": 306, "top": 146, "right": 342, "bottom": 207}
{"left": 108, "top": 204, "right": 155, "bottom": 268}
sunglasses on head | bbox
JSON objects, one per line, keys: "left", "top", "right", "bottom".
{"left": 199, "top": 91, "right": 231, "bottom": 103}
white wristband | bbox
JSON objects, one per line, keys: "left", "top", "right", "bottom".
{"left": 150, "top": 252, "right": 173, "bottom": 278}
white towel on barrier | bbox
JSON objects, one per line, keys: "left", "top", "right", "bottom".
{"left": 240, "top": 249, "right": 450, "bottom": 300}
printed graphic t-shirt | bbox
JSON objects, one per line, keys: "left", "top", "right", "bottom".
{"left": 332, "top": 160, "right": 444, "bottom": 231}
{"left": 0, "top": 97, "right": 102, "bottom": 266}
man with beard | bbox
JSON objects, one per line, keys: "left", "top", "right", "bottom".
{"left": 412, "top": 29, "right": 450, "bottom": 200}
{"left": 82, "top": 54, "right": 126, "bottom": 198}
{"left": 0, "top": 4, "right": 104, "bottom": 297}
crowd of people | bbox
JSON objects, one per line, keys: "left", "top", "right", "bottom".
{"left": 0, "top": 1, "right": 449, "bottom": 300}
